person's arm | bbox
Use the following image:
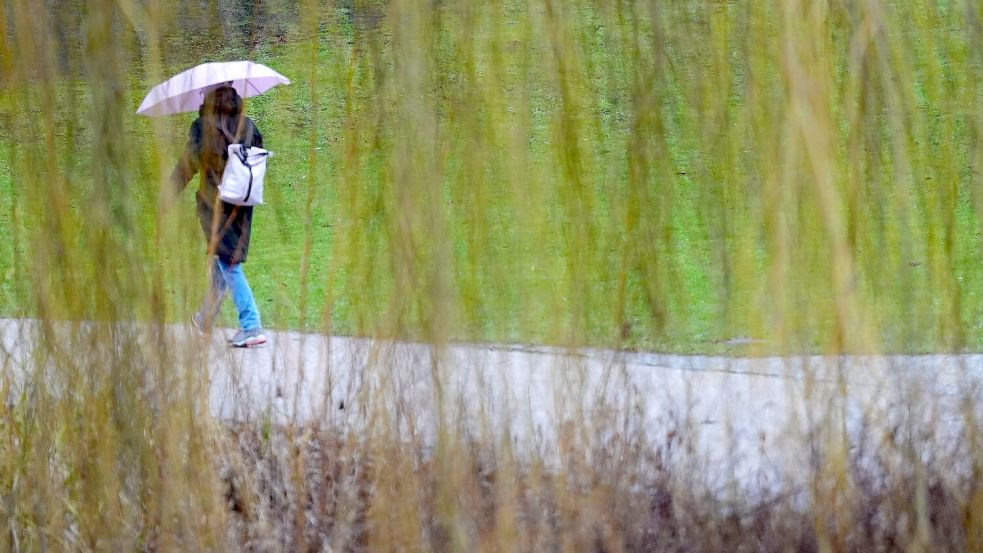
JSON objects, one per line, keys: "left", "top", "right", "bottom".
{"left": 170, "top": 119, "right": 202, "bottom": 196}
{"left": 247, "top": 118, "right": 264, "bottom": 149}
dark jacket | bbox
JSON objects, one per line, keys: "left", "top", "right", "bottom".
{"left": 172, "top": 116, "right": 263, "bottom": 264}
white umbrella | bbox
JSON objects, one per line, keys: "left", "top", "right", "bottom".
{"left": 137, "top": 61, "right": 290, "bottom": 117}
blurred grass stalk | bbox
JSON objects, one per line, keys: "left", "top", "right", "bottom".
{"left": 0, "top": 0, "right": 982, "bottom": 550}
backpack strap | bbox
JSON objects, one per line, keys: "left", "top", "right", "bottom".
{"left": 219, "top": 125, "right": 237, "bottom": 144}
{"left": 219, "top": 124, "right": 250, "bottom": 164}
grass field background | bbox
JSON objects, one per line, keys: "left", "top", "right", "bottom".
{"left": 2, "top": 1, "right": 981, "bottom": 354}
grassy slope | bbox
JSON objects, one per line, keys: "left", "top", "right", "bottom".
{"left": 1, "top": 2, "right": 982, "bottom": 353}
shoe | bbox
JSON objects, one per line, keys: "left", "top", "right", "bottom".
{"left": 229, "top": 328, "right": 267, "bottom": 348}
{"left": 191, "top": 312, "right": 208, "bottom": 334}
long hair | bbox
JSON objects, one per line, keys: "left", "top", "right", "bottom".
{"left": 199, "top": 85, "right": 244, "bottom": 170}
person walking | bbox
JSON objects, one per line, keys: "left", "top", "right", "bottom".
{"left": 172, "top": 85, "right": 267, "bottom": 347}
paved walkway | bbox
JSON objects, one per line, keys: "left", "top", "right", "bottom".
{"left": 2, "top": 318, "right": 981, "bottom": 490}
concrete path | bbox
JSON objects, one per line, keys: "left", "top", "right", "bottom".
{"left": 2, "top": 318, "right": 981, "bottom": 491}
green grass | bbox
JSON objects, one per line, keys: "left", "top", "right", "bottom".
{"left": 2, "top": 1, "right": 983, "bottom": 354}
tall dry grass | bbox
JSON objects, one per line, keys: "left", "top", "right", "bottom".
{"left": 1, "top": 0, "right": 982, "bottom": 551}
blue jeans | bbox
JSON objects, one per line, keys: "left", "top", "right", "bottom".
{"left": 202, "top": 257, "right": 262, "bottom": 331}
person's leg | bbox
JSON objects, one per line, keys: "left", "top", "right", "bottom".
{"left": 216, "top": 259, "right": 262, "bottom": 331}
{"left": 194, "top": 257, "right": 227, "bottom": 332}
{"left": 205, "top": 257, "right": 228, "bottom": 320}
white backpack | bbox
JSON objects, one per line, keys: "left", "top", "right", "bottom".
{"left": 218, "top": 124, "right": 270, "bottom": 206}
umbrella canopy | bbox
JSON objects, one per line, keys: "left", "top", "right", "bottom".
{"left": 137, "top": 61, "right": 290, "bottom": 117}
